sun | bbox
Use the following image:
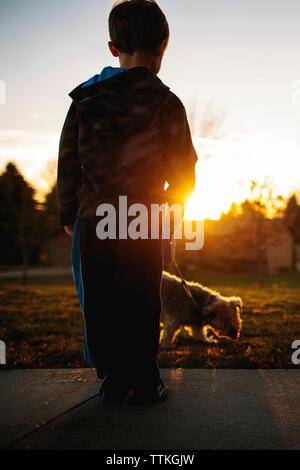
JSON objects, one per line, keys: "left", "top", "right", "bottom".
{"left": 184, "top": 157, "right": 239, "bottom": 221}
{"left": 184, "top": 192, "right": 222, "bottom": 221}
{"left": 184, "top": 136, "right": 300, "bottom": 221}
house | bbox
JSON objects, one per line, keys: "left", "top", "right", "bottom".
{"left": 180, "top": 217, "right": 294, "bottom": 274}
{"left": 265, "top": 220, "right": 294, "bottom": 274}
{"left": 41, "top": 230, "right": 72, "bottom": 267}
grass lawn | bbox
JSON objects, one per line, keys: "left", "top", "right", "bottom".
{"left": 1, "top": 269, "right": 300, "bottom": 369}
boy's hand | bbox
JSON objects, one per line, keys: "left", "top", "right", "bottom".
{"left": 64, "top": 225, "right": 74, "bottom": 237}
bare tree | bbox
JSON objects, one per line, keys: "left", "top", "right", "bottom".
{"left": 199, "top": 103, "right": 227, "bottom": 140}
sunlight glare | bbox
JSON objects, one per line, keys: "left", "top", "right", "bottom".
{"left": 184, "top": 136, "right": 300, "bottom": 220}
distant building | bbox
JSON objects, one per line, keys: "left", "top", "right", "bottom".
{"left": 265, "top": 223, "right": 293, "bottom": 274}
{"left": 181, "top": 217, "right": 294, "bottom": 274}
{"left": 41, "top": 231, "right": 72, "bottom": 267}
{"left": 295, "top": 244, "right": 300, "bottom": 272}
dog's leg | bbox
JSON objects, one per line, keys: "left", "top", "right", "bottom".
{"left": 192, "top": 326, "right": 217, "bottom": 343}
{"left": 160, "top": 314, "right": 180, "bottom": 348}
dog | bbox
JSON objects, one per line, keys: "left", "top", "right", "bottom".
{"left": 160, "top": 271, "right": 242, "bottom": 348}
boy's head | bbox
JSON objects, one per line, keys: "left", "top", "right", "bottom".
{"left": 108, "top": 0, "right": 169, "bottom": 74}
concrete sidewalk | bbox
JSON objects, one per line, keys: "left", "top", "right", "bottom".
{"left": 0, "top": 267, "right": 72, "bottom": 279}
{"left": 1, "top": 369, "right": 300, "bottom": 450}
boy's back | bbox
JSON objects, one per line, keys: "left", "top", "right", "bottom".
{"left": 58, "top": 65, "right": 196, "bottom": 224}
{"left": 57, "top": 0, "right": 197, "bottom": 404}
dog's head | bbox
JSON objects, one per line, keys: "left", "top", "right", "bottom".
{"left": 203, "top": 297, "right": 243, "bottom": 341}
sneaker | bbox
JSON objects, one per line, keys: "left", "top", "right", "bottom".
{"left": 127, "top": 378, "right": 168, "bottom": 404}
{"left": 99, "top": 386, "right": 133, "bottom": 404}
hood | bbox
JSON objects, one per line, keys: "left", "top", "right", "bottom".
{"left": 69, "top": 66, "right": 170, "bottom": 132}
{"left": 80, "top": 66, "right": 130, "bottom": 89}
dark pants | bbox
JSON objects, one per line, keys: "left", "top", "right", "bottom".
{"left": 79, "top": 218, "right": 163, "bottom": 390}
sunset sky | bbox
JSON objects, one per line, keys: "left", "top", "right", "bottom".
{"left": 1, "top": 0, "right": 300, "bottom": 219}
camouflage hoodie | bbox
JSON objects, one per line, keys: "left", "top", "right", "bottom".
{"left": 57, "top": 66, "right": 197, "bottom": 226}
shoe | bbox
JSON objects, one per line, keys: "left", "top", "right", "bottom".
{"left": 96, "top": 369, "right": 106, "bottom": 380}
{"left": 99, "top": 387, "right": 132, "bottom": 404}
{"left": 99, "top": 377, "right": 134, "bottom": 404}
{"left": 127, "top": 378, "right": 168, "bottom": 404}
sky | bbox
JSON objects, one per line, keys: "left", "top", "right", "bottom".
{"left": 1, "top": 0, "right": 300, "bottom": 218}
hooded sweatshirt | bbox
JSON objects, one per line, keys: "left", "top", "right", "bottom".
{"left": 57, "top": 66, "right": 197, "bottom": 226}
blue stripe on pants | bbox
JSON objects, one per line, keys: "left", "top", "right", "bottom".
{"left": 71, "top": 218, "right": 95, "bottom": 367}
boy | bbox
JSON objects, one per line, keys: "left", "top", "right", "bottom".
{"left": 57, "top": 0, "right": 197, "bottom": 404}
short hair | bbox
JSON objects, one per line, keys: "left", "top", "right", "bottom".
{"left": 109, "top": 0, "right": 169, "bottom": 55}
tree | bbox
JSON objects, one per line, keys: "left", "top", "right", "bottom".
{"left": 199, "top": 104, "right": 227, "bottom": 141}
{"left": 187, "top": 101, "right": 227, "bottom": 142}
{"left": 284, "top": 194, "right": 300, "bottom": 243}
{"left": 0, "top": 162, "right": 41, "bottom": 283}
{"left": 43, "top": 183, "right": 62, "bottom": 236}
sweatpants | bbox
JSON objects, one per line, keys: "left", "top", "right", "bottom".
{"left": 72, "top": 217, "right": 163, "bottom": 390}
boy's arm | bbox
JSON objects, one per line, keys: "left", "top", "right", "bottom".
{"left": 161, "top": 94, "right": 197, "bottom": 206}
{"left": 57, "top": 102, "right": 81, "bottom": 228}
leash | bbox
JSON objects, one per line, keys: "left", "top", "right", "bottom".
{"left": 172, "top": 258, "right": 201, "bottom": 312}
{"left": 163, "top": 233, "right": 201, "bottom": 313}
